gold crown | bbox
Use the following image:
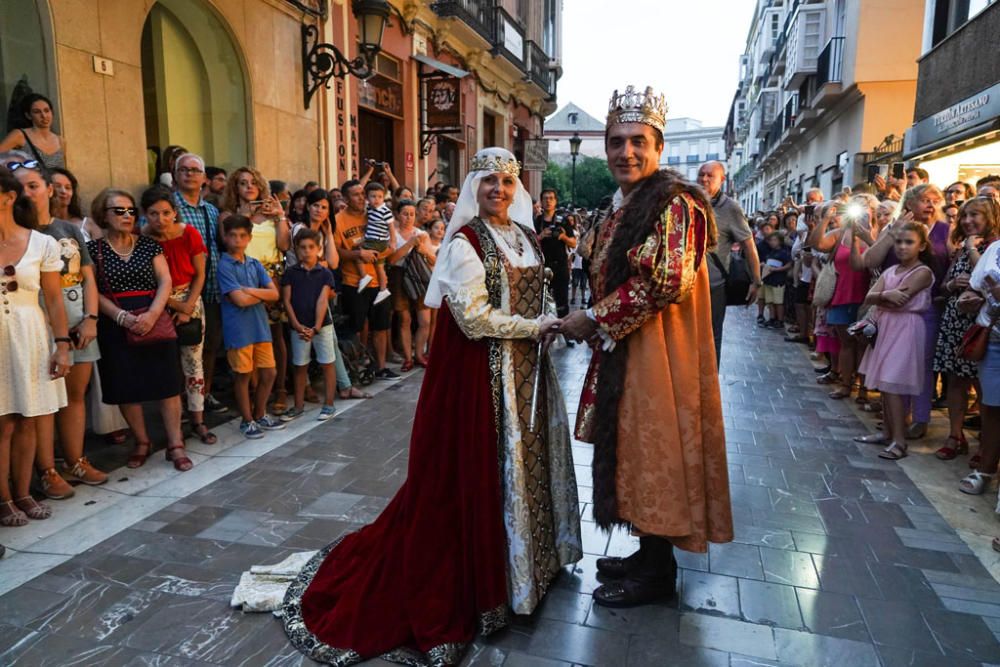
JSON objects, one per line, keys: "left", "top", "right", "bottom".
{"left": 470, "top": 154, "right": 521, "bottom": 177}
{"left": 607, "top": 85, "right": 668, "bottom": 132}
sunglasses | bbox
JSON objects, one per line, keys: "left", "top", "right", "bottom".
{"left": 105, "top": 206, "right": 138, "bottom": 217}
{"left": 6, "top": 160, "right": 40, "bottom": 172}
{"left": 1, "top": 264, "right": 17, "bottom": 293}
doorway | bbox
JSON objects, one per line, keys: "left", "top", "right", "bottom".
{"left": 358, "top": 108, "right": 396, "bottom": 171}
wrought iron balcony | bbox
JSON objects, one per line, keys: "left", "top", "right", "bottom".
{"left": 525, "top": 40, "right": 553, "bottom": 95}
{"left": 815, "top": 36, "right": 844, "bottom": 89}
{"left": 493, "top": 5, "right": 525, "bottom": 67}
{"left": 431, "top": 0, "right": 497, "bottom": 46}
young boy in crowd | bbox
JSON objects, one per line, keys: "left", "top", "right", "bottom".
{"left": 217, "top": 214, "right": 286, "bottom": 439}
{"left": 280, "top": 229, "right": 338, "bottom": 422}
{"left": 755, "top": 219, "right": 776, "bottom": 325}
{"left": 355, "top": 181, "right": 392, "bottom": 305}
{"left": 760, "top": 232, "right": 792, "bottom": 329}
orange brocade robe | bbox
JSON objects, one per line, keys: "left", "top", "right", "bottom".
{"left": 574, "top": 192, "right": 733, "bottom": 553}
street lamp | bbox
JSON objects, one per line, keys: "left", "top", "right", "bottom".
{"left": 569, "top": 132, "right": 582, "bottom": 205}
{"left": 302, "top": 0, "right": 391, "bottom": 109}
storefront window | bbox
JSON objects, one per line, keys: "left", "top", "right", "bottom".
{"left": 140, "top": 0, "right": 249, "bottom": 175}
{"left": 1, "top": 0, "right": 54, "bottom": 134}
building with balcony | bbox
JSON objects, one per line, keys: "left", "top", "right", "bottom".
{"left": 0, "top": 0, "right": 562, "bottom": 201}
{"left": 724, "top": 0, "right": 925, "bottom": 215}
{"left": 661, "top": 118, "right": 725, "bottom": 181}
{"left": 543, "top": 102, "right": 606, "bottom": 162}
{"left": 903, "top": 0, "right": 1000, "bottom": 186}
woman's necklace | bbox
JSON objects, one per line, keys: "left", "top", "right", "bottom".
{"left": 489, "top": 219, "right": 524, "bottom": 256}
{"left": 108, "top": 234, "right": 135, "bottom": 259}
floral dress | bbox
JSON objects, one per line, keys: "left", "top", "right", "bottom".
{"left": 933, "top": 244, "right": 985, "bottom": 378}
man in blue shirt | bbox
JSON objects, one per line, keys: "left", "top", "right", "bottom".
{"left": 217, "top": 214, "right": 285, "bottom": 439}
{"left": 172, "top": 153, "right": 227, "bottom": 413}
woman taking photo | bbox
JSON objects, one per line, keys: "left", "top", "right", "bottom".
{"left": 87, "top": 189, "right": 187, "bottom": 471}
{"left": 141, "top": 186, "right": 216, "bottom": 446}
{"left": 933, "top": 197, "right": 1000, "bottom": 462}
{"left": 5, "top": 156, "right": 107, "bottom": 495}
{"left": 235, "top": 148, "right": 579, "bottom": 666}
{"left": 0, "top": 94, "right": 65, "bottom": 170}
{"left": 220, "top": 168, "right": 292, "bottom": 411}
{"left": 0, "top": 165, "right": 71, "bottom": 526}
{"left": 387, "top": 199, "right": 434, "bottom": 369}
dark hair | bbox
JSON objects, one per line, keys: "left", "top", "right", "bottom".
{"left": 205, "top": 166, "right": 226, "bottom": 180}
{"left": 289, "top": 188, "right": 309, "bottom": 223}
{"left": 976, "top": 174, "right": 1000, "bottom": 189}
{"left": 434, "top": 192, "right": 449, "bottom": 205}
{"left": 365, "top": 181, "right": 386, "bottom": 195}
{"left": 603, "top": 125, "right": 665, "bottom": 150}
{"left": 0, "top": 166, "right": 39, "bottom": 229}
{"left": 446, "top": 185, "right": 459, "bottom": 193}
{"left": 90, "top": 188, "right": 136, "bottom": 229}
{"left": 906, "top": 167, "right": 929, "bottom": 181}
{"left": 306, "top": 188, "right": 331, "bottom": 207}
{"left": 394, "top": 198, "right": 417, "bottom": 214}
{"left": 294, "top": 227, "right": 322, "bottom": 246}
{"left": 540, "top": 188, "right": 558, "bottom": 199}
{"left": 48, "top": 166, "right": 83, "bottom": 219}
{"left": 223, "top": 214, "right": 253, "bottom": 234}
{"left": 393, "top": 186, "right": 412, "bottom": 200}
{"left": 269, "top": 179, "right": 287, "bottom": 196}
{"left": 305, "top": 180, "right": 319, "bottom": 189}
{"left": 895, "top": 220, "right": 935, "bottom": 267}
{"left": 946, "top": 181, "right": 975, "bottom": 200}
{"left": 21, "top": 93, "right": 55, "bottom": 122}
{"left": 140, "top": 185, "right": 176, "bottom": 213}
{"left": 156, "top": 145, "right": 188, "bottom": 181}
{"left": 782, "top": 211, "right": 798, "bottom": 226}
{"left": 340, "top": 179, "right": 362, "bottom": 196}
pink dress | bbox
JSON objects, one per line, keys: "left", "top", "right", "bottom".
{"left": 858, "top": 264, "right": 934, "bottom": 396}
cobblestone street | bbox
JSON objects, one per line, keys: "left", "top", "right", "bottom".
{"left": 3, "top": 307, "right": 1000, "bottom": 666}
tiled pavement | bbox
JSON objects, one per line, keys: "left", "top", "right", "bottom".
{"left": 4, "top": 307, "right": 1000, "bottom": 666}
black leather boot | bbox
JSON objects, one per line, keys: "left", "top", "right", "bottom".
{"left": 592, "top": 537, "right": 676, "bottom": 608}
{"left": 596, "top": 547, "right": 643, "bottom": 579}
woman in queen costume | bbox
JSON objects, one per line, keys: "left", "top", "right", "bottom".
{"left": 238, "top": 147, "right": 582, "bottom": 666}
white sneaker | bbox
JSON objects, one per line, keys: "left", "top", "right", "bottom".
{"left": 357, "top": 274, "right": 373, "bottom": 290}
{"left": 373, "top": 289, "right": 391, "bottom": 305}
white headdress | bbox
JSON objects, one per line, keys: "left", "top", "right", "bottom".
{"left": 425, "top": 147, "right": 534, "bottom": 307}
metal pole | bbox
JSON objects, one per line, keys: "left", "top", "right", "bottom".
{"left": 571, "top": 153, "right": 577, "bottom": 205}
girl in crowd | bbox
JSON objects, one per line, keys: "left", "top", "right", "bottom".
{"left": 934, "top": 198, "right": 999, "bottom": 461}
{"left": 0, "top": 165, "right": 71, "bottom": 526}
{"left": 426, "top": 218, "right": 445, "bottom": 346}
{"left": 956, "top": 236, "right": 1000, "bottom": 495}
{"left": 0, "top": 94, "right": 65, "bottom": 170}
{"left": 8, "top": 157, "right": 107, "bottom": 494}
{"left": 808, "top": 201, "right": 870, "bottom": 400}
{"left": 855, "top": 222, "right": 935, "bottom": 460}
{"left": 289, "top": 189, "right": 309, "bottom": 225}
{"left": 49, "top": 167, "right": 83, "bottom": 226}
{"left": 393, "top": 186, "right": 414, "bottom": 202}
{"left": 87, "top": 189, "right": 187, "bottom": 471}
{"left": 386, "top": 199, "right": 434, "bottom": 370}
{"left": 141, "top": 186, "right": 216, "bottom": 447}
{"left": 220, "top": 168, "right": 292, "bottom": 411}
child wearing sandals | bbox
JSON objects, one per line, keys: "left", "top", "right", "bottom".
{"left": 854, "top": 221, "right": 935, "bottom": 460}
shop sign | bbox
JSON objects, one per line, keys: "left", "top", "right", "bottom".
{"left": 335, "top": 79, "right": 359, "bottom": 177}
{"left": 425, "top": 77, "right": 462, "bottom": 129}
{"left": 522, "top": 139, "right": 549, "bottom": 171}
{"left": 909, "top": 82, "right": 1000, "bottom": 153}
{"left": 359, "top": 74, "right": 404, "bottom": 120}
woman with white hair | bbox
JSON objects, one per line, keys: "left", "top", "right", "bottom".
{"left": 236, "top": 148, "right": 582, "bottom": 666}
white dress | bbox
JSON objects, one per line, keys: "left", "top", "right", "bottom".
{"left": 0, "top": 231, "right": 68, "bottom": 416}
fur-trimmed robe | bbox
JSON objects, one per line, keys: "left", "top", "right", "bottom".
{"left": 574, "top": 170, "right": 733, "bottom": 552}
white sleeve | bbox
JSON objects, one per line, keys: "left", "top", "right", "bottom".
{"left": 425, "top": 235, "right": 540, "bottom": 340}
{"left": 39, "top": 234, "right": 63, "bottom": 273}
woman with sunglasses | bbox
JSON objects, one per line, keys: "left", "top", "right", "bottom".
{"left": 5, "top": 156, "right": 108, "bottom": 497}
{"left": 0, "top": 165, "right": 72, "bottom": 527}
{"left": 0, "top": 94, "right": 65, "bottom": 171}
{"left": 87, "top": 189, "right": 187, "bottom": 471}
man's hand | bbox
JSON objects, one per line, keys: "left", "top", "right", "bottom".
{"left": 357, "top": 249, "right": 377, "bottom": 263}
{"left": 559, "top": 309, "right": 598, "bottom": 342}
{"left": 745, "top": 283, "right": 759, "bottom": 305}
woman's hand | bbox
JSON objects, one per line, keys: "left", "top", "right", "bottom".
{"left": 74, "top": 318, "right": 97, "bottom": 349}
{"left": 49, "top": 345, "right": 71, "bottom": 379}
{"left": 173, "top": 298, "right": 196, "bottom": 316}
{"left": 952, "top": 272, "right": 971, "bottom": 292}
{"left": 957, "top": 289, "right": 985, "bottom": 314}
{"left": 965, "top": 235, "right": 982, "bottom": 252}
{"left": 262, "top": 195, "right": 283, "bottom": 219}
{"left": 130, "top": 310, "right": 159, "bottom": 336}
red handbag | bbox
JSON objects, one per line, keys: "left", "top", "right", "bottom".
{"left": 956, "top": 313, "right": 999, "bottom": 362}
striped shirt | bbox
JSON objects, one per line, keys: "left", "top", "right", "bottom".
{"left": 172, "top": 191, "right": 221, "bottom": 303}
{"left": 365, "top": 204, "right": 394, "bottom": 242}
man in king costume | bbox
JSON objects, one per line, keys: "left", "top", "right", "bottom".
{"left": 560, "top": 85, "right": 734, "bottom": 608}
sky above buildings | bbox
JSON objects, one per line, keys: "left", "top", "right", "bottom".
{"left": 556, "top": 0, "right": 757, "bottom": 127}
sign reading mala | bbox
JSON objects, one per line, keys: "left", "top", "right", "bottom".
{"left": 335, "top": 79, "right": 359, "bottom": 176}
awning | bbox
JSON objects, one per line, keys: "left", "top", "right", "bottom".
{"left": 414, "top": 54, "right": 469, "bottom": 79}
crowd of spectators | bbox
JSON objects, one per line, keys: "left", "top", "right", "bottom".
{"left": 717, "top": 165, "right": 1000, "bottom": 529}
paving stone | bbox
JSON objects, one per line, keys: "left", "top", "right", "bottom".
{"left": 875, "top": 645, "right": 983, "bottom": 667}
{"left": 523, "top": 618, "right": 629, "bottom": 666}
{"left": 737, "top": 579, "right": 803, "bottom": 630}
{"left": 772, "top": 627, "right": 879, "bottom": 666}
{"left": 923, "top": 607, "right": 1000, "bottom": 662}
{"left": 795, "top": 588, "right": 869, "bottom": 642}
{"left": 759, "top": 546, "right": 819, "bottom": 589}
{"left": 813, "top": 554, "right": 883, "bottom": 598}
{"left": 678, "top": 570, "right": 741, "bottom": 619}
{"left": 625, "top": 635, "right": 729, "bottom": 667}
{"left": 678, "top": 614, "right": 776, "bottom": 661}
{"left": 709, "top": 541, "right": 763, "bottom": 580}
{"left": 856, "top": 597, "right": 941, "bottom": 653}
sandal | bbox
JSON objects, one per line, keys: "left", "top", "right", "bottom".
{"left": 128, "top": 441, "right": 152, "bottom": 469}
{"left": 817, "top": 372, "right": 841, "bottom": 385}
{"left": 165, "top": 443, "right": 193, "bottom": 472}
{"left": 14, "top": 496, "right": 51, "bottom": 520}
{"left": 829, "top": 388, "right": 852, "bottom": 400}
{"left": 192, "top": 423, "right": 218, "bottom": 445}
{"left": 0, "top": 499, "right": 29, "bottom": 527}
{"left": 339, "top": 387, "right": 373, "bottom": 400}
{"left": 959, "top": 471, "right": 992, "bottom": 495}
{"left": 879, "top": 442, "right": 908, "bottom": 460}
{"left": 414, "top": 357, "right": 429, "bottom": 368}
{"left": 853, "top": 433, "right": 889, "bottom": 444}
{"left": 272, "top": 391, "right": 289, "bottom": 414}
{"left": 935, "top": 435, "right": 969, "bottom": 461}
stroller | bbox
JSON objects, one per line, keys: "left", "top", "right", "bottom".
{"left": 332, "top": 306, "right": 376, "bottom": 387}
